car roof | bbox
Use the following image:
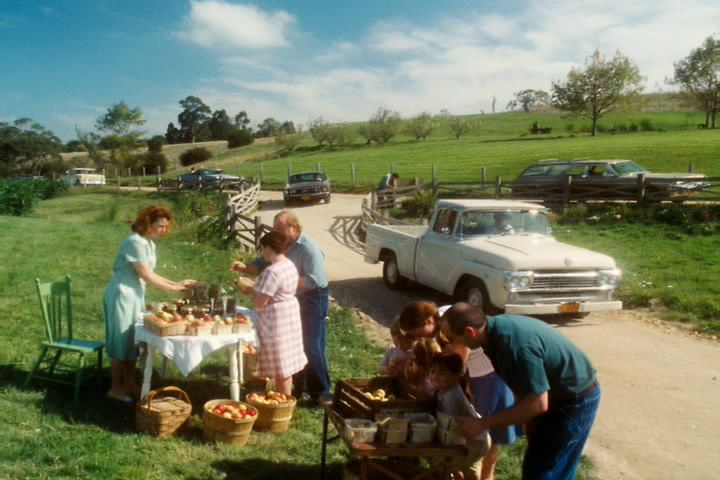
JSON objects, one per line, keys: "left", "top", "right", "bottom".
{"left": 435, "top": 199, "right": 546, "bottom": 211}
{"left": 536, "top": 159, "right": 635, "bottom": 165}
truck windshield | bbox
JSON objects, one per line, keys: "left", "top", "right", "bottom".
{"left": 459, "top": 210, "right": 550, "bottom": 236}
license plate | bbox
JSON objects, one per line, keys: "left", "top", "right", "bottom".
{"left": 302, "top": 195, "right": 311, "bottom": 201}
{"left": 559, "top": 303, "right": 580, "bottom": 313}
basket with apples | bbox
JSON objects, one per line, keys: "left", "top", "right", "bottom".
{"left": 186, "top": 313, "right": 214, "bottom": 336}
{"left": 143, "top": 304, "right": 187, "bottom": 336}
{"left": 212, "top": 314, "right": 235, "bottom": 335}
{"left": 203, "top": 399, "right": 259, "bottom": 447}
{"left": 242, "top": 344, "right": 258, "bottom": 380}
{"left": 233, "top": 313, "right": 253, "bottom": 333}
{"left": 245, "top": 390, "right": 297, "bottom": 432}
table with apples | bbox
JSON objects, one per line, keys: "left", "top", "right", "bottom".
{"left": 135, "top": 306, "right": 257, "bottom": 402}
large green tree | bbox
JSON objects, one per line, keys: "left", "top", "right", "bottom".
{"left": 95, "top": 101, "right": 146, "bottom": 168}
{"left": 670, "top": 36, "right": 720, "bottom": 128}
{"left": 506, "top": 89, "right": 550, "bottom": 112}
{"left": 552, "top": 50, "right": 643, "bottom": 136}
{"left": 208, "top": 109, "right": 233, "bottom": 140}
{"left": 0, "top": 118, "right": 62, "bottom": 175}
{"left": 359, "top": 107, "right": 402, "bottom": 144}
{"left": 178, "top": 96, "right": 211, "bottom": 143}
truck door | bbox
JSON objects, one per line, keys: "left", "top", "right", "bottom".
{"left": 415, "top": 208, "right": 458, "bottom": 292}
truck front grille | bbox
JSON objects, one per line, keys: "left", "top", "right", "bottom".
{"left": 530, "top": 272, "right": 598, "bottom": 290}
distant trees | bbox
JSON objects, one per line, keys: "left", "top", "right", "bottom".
{"left": 506, "top": 89, "right": 550, "bottom": 112}
{"left": 0, "top": 118, "right": 62, "bottom": 175}
{"left": 178, "top": 96, "right": 212, "bottom": 143}
{"left": 448, "top": 116, "right": 476, "bottom": 139}
{"left": 359, "top": 108, "right": 402, "bottom": 144}
{"left": 308, "top": 117, "right": 356, "bottom": 147}
{"left": 274, "top": 126, "right": 304, "bottom": 153}
{"left": 670, "top": 36, "right": 720, "bottom": 129}
{"left": 405, "top": 112, "right": 438, "bottom": 141}
{"left": 256, "top": 118, "right": 281, "bottom": 138}
{"left": 552, "top": 50, "right": 643, "bottom": 136}
{"left": 208, "top": 109, "right": 234, "bottom": 141}
{"left": 95, "top": 101, "right": 147, "bottom": 168}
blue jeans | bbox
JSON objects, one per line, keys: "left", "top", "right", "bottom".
{"left": 522, "top": 385, "right": 601, "bottom": 480}
{"left": 293, "top": 287, "right": 330, "bottom": 397}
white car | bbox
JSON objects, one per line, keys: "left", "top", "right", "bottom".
{"left": 364, "top": 199, "right": 622, "bottom": 315}
{"left": 62, "top": 167, "right": 106, "bottom": 186}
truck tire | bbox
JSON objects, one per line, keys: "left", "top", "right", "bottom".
{"left": 458, "top": 278, "right": 491, "bottom": 312}
{"left": 382, "top": 254, "right": 408, "bottom": 290}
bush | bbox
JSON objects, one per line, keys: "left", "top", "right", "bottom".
{"left": 147, "top": 135, "right": 166, "bottom": 153}
{"left": 640, "top": 118, "right": 654, "bottom": 131}
{"left": 0, "top": 179, "right": 66, "bottom": 216}
{"left": 228, "top": 129, "right": 254, "bottom": 149}
{"left": 179, "top": 147, "right": 212, "bottom": 166}
{"left": 142, "top": 151, "right": 169, "bottom": 173}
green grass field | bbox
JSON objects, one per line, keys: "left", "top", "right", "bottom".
{"left": 1, "top": 191, "right": 564, "bottom": 480}
{"left": 159, "top": 111, "right": 720, "bottom": 192}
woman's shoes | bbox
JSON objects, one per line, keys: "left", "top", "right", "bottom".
{"left": 107, "top": 390, "right": 135, "bottom": 404}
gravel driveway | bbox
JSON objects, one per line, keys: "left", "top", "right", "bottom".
{"left": 258, "top": 190, "right": 720, "bottom": 479}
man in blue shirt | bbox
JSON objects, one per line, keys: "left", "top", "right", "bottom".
{"left": 232, "top": 210, "right": 331, "bottom": 401}
{"left": 440, "top": 303, "right": 600, "bottom": 480}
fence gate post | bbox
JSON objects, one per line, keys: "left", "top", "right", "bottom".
{"left": 495, "top": 176, "right": 502, "bottom": 199}
{"left": 254, "top": 216, "right": 262, "bottom": 250}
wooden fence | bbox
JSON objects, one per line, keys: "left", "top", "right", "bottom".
{"left": 223, "top": 182, "right": 273, "bottom": 250}
{"left": 157, "top": 177, "right": 252, "bottom": 193}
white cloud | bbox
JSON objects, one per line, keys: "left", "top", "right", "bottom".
{"left": 176, "top": 1, "right": 294, "bottom": 49}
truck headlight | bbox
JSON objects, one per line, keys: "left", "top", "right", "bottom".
{"left": 598, "top": 269, "right": 622, "bottom": 287}
{"left": 504, "top": 271, "right": 533, "bottom": 291}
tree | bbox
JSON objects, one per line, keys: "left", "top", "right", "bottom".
{"left": 96, "top": 101, "right": 146, "bottom": 168}
{"left": 506, "top": 89, "right": 550, "bottom": 112}
{"left": 208, "top": 109, "right": 233, "bottom": 140}
{"left": 165, "top": 122, "right": 182, "bottom": 144}
{"left": 326, "top": 123, "right": 356, "bottom": 147}
{"left": 448, "top": 116, "right": 475, "bottom": 139}
{"left": 178, "top": 96, "right": 211, "bottom": 143}
{"left": 405, "top": 112, "right": 438, "bottom": 141}
{"left": 552, "top": 50, "right": 643, "bottom": 136}
{"left": 75, "top": 127, "right": 105, "bottom": 168}
{"left": 0, "top": 119, "right": 62, "bottom": 175}
{"left": 256, "top": 118, "right": 281, "bottom": 137}
{"left": 308, "top": 117, "right": 331, "bottom": 145}
{"left": 670, "top": 36, "right": 720, "bottom": 128}
{"left": 359, "top": 107, "right": 402, "bottom": 144}
{"left": 274, "top": 127, "right": 304, "bottom": 153}
{"left": 147, "top": 135, "right": 166, "bottom": 153}
{"left": 234, "top": 111, "right": 251, "bottom": 130}
{"left": 227, "top": 129, "right": 254, "bottom": 148}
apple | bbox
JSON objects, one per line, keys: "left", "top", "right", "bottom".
{"left": 185, "top": 314, "right": 196, "bottom": 322}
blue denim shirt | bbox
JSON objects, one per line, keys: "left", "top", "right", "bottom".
{"left": 252, "top": 233, "right": 328, "bottom": 291}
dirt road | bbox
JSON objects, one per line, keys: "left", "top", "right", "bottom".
{"left": 258, "top": 191, "right": 720, "bottom": 479}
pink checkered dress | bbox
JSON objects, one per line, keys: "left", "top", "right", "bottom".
{"left": 254, "top": 257, "right": 307, "bottom": 378}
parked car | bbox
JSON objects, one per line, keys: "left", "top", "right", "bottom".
{"left": 364, "top": 199, "right": 622, "bottom": 316}
{"left": 283, "top": 171, "right": 331, "bottom": 205}
{"left": 62, "top": 167, "right": 106, "bottom": 186}
{"left": 511, "top": 159, "right": 708, "bottom": 202}
{"left": 177, "top": 168, "right": 243, "bottom": 190}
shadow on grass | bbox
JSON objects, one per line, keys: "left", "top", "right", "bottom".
{"left": 198, "top": 457, "right": 344, "bottom": 480}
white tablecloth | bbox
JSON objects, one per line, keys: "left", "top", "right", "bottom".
{"left": 134, "top": 308, "right": 257, "bottom": 377}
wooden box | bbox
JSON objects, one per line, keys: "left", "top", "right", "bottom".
{"left": 333, "top": 378, "right": 433, "bottom": 420}
{"left": 143, "top": 317, "right": 187, "bottom": 337}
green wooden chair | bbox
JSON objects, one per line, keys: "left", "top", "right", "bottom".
{"left": 25, "top": 275, "right": 105, "bottom": 400}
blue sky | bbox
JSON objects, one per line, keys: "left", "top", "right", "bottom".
{"left": 1, "top": 0, "right": 718, "bottom": 141}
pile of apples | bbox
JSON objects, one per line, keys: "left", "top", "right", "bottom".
{"left": 363, "top": 388, "right": 394, "bottom": 402}
{"left": 146, "top": 309, "right": 183, "bottom": 325}
{"left": 235, "top": 314, "right": 252, "bottom": 326}
{"left": 243, "top": 344, "right": 257, "bottom": 355}
{"left": 247, "top": 390, "right": 291, "bottom": 406}
{"left": 207, "top": 402, "right": 257, "bottom": 420}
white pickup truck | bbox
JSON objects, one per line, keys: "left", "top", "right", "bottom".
{"left": 364, "top": 199, "right": 622, "bottom": 315}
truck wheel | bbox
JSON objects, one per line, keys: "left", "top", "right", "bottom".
{"left": 325, "top": 194, "right": 331, "bottom": 204}
{"left": 383, "top": 254, "right": 407, "bottom": 290}
{"left": 459, "top": 278, "right": 490, "bottom": 311}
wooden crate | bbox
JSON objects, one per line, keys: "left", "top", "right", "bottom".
{"left": 333, "top": 378, "right": 433, "bottom": 420}
{"left": 143, "top": 317, "right": 187, "bottom": 336}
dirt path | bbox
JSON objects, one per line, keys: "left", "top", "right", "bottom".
{"left": 259, "top": 191, "right": 720, "bottom": 479}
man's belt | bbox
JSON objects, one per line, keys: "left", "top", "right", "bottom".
{"left": 553, "top": 382, "right": 599, "bottom": 405}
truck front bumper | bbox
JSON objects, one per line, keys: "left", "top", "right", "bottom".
{"left": 504, "top": 300, "right": 622, "bottom": 315}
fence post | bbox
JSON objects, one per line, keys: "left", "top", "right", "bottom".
{"left": 287, "top": 164, "right": 292, "bottom": 177}
{"left": 563, "top": 175, "right": 572, "bottom": 207}
{"left": 481, "top": 167, "right": 487, "bottom": 187}
{"left": 259, "top": 162, "right": 264, "bottom": 183}
{"left": 432, "top": 164, "right": 437, "bottom": 185}
{"left": 371, "top": 191, "right": 377, "bottom": 210}
{"left": 117, "top": 167, "right": 121, "bottom": 190}
{"left": 689, "top": 163, "right": 695, "bottom": 173}
{"left": 391, "top": 163, "right": 396, "bottom": 174}
{"left": 495, "top": 176, "right": 502, "bottom": 199}
{"left": 254, "top": 216, "right": 262, "bottom": 250}
{"left": 316, "top": 161, "right": 321, "bottom": 173}
{"left": 637, "top": 173, "right": 646, "bottom": 204}
{"left": 351, "top": 163, "right": 356, "bottom": 187}
{"left": 142, "top": 166, "right": 146, "bottom": 178}
{"left": 137, "top": 175, "right": 141, "bottom": 191}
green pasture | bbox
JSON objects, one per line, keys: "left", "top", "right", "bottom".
{"left": 1, "top": 191, "right": 562, "bottom": 480}
{"left": 161, "top": 111, "right": 720, "bottom": 191}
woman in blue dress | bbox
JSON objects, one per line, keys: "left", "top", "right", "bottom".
{"left": 103, "top": 206, "right": 195, "bottom": 403}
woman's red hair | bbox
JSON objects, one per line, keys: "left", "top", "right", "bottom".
{"left": 131, "top": 206, "right": 173, "bottom": 235}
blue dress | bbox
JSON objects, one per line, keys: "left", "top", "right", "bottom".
{"left": 103, "top": 233, "right": 156, "bottom": 361}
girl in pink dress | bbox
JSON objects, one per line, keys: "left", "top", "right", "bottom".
{"left": 237, "top": 231, "right": 307, "bottom": 395}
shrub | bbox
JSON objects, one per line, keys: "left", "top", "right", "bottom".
{"left": 147, "top": 135, "right": 166, "bottom": 153}
{"left": 565, "top": 123, "right": 576, "bottom": 133}
{"left": 0, "top": 179, "right": 66, "bottom": 216}
{"left": 179, "top": 147, "right": 212, "bottom": 166}
{"left": 228, "top": 129, "right": 254, "bottom": 149}
{"left": 629, "top": 122, "right": 639, "bottom": 132}
{"left": 402, "top": 190, "right": 439, "bottom": 219}
{"left": 639, "top": 118, "right": 654, "bottom": 131}
{"left": 142, "top": 151, "right": 169, "bottom": 173}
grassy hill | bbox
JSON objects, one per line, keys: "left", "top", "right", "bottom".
{"left": 193, "top": 110, "right": 719, "bottom": 190}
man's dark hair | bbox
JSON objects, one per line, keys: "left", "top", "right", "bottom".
{"left": 441, "top": 302, "right": 487, "bottom": 336}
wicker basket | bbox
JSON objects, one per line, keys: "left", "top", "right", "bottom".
{"left": 143, "top": 317, "right": 187, "bottom": 336}
{"left": 202, "top": 399, "right": 258, "bottom": 447}
{"left": 242, "top": 351, "right": 258, "bottom": 382}
{"left": 213, "top": 322, "right": 234, "bottom": 335}
{"left": 246, "top": 394, "right": 297, "bottom": 432}
{"left": 136, "top": 386, "right": 192, "bottom": 437}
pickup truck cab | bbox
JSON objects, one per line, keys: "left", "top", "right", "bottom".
{"left": 62, "top": 167, "right": 106, "bottom": 186}
{"left": 364, "top": 199, "right": 622, "bottom": 315}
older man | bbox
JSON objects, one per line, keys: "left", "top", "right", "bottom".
{"left": 440, "top": 303, "right": 600, "bottom": 480}
{"left": 233, "top": 210, "right": 330, "bottom": 401}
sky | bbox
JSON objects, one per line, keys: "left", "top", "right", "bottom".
{"left": 1, "top": 0, "right": 718, "bottom": 142}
